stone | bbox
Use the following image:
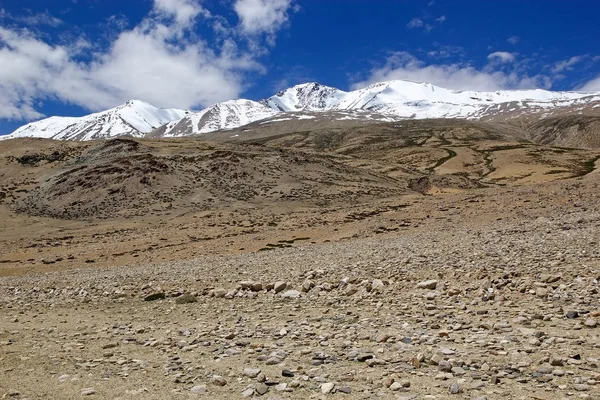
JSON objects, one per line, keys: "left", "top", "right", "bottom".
{"left": 573, "top": 383, "right": 590, "bottom": 391}
{"left": 211, "top": 375, "right": 227, "bottom": 386}
{"left": 549, "top": 357, "right": 563, "bottom": 366}
{"left": 584, "top": 318, "right": 597, "bottom": 328}
{"left": 190, "top": 385, "right": 207, "bottom": 394}
{"left": 389, "top": 382, "right": 403, "bottom": 391}
{"left": 281, "top": 290, "right": 301, "bottom": 298}
{"left": 255, "top": 383, "right": 269, "bottom": 395}
{"left": 372, "top": 279, "right": 385, "bottom": 291}
{"left": 321, "top": 382, "right": 335, "bottom": 394}
{"left": 143, "top": 292, "right": 165, "bottom": 301}
{"left": 301, "top": 279, "right": 315, "bottom": 292}
{"left": 417, "top": 280, "right": 438, "bottom": 290}
{"left": 566, "top": 311, "right": 579, "bottom": 319}
{"left": 244, "top": 368, "right": 262, "bottom": 378}
{"left": 81, "top": 388, "right": 96, "bottom": 396}
{"left": 250, "top": 282, "right": 263, "bottom": 292}
{"left": 211, "top": 289, "right": 228, "bottom": 298}
{"left": 438, "top": 360, "right": 452, "bottom": 372}
{"left": 337, "top": 386, "right": 352, "bottom": 394}
{"left": 281, "top": 369, "right": 294, "bottom": 377}
{"left": 449, "top": 383, "right": 462, "bottom": 394}
{"left": 273, "top": 281, "right": 287, "bottom": 293}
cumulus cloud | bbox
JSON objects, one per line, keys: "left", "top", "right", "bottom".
{"left": 436, "top": 15, "right": 446, "bottom": 23}
{"left": 0, "top": 0, "right": 286, "bottom": 121}
{"left": 152, "top": 0, "right": 214, "bottom": 30}
{"left": 487, "top": 51, "right": 516, "bottom": 63}
{"left": 351, "top": 51, "right": 552, "bottom": 92}
{"left": 234, "top": 0, "right": 294, "bottom": 37}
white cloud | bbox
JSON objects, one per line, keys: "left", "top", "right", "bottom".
{"left": 552, "top": 56, "right": 583, "bottom": 74}
{"left": 579, "top": 75, "right": 600, "bottom": 91}
{"left": 0, "top": 0, "right": 285, "bottom": 121}
{"left": 407, "top": 18, "right": 424, "bottom": 28}
{"left": 407, "top": 17, "right": 432, "bottom": 32}
{"left": 153, "top": 0, "right": 210, "bottom": 28}
{"left": 21, "top": 12, "right": 63, "bottom": 27}
{"left": 436, "top": 15, "right": 446, "bottom": 23}
{"left": 234, "top": 0, "right": 294, "bottom": 36}
{"left": 427, "top": 45, "right": 465, "bottom": 59}
{"left": 351, "top": 51, "right": 551, "bottom": 92}
{"left": 507, "top": 36, "right": 520, "bottom": 45}
{"left": 1, "top": 9, "right": 63, "bottom": 27}
{"left": 487, "top": 51, "right": 516, "bottom": 63}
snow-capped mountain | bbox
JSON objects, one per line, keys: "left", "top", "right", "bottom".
{"left": 260, "top": 83, "right": 345, "bottom": 112}
{"left": 4, "top": 80, "right": 600, "bottom": 141}
{"left": 262, "top": 80, "right": 600, "bottom": 119}
{"left": 1, "top": 100, "right": 189, "bottom": 141}
{"left": 152, "top": 99, "right": 278, "bottom": 138}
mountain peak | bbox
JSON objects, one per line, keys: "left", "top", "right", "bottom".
{"left": 263, "top": 82, "right": 345, "bottom": 112}
{"left": 4, "top": 102, "right": 188, "bottom": 141}
{"left": 4, "top": 79, "right": 600, "bottom": 142}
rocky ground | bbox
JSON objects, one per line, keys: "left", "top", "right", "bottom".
{"left": 1, "top": 125, "right": 600, "bottom": 399}
{"left": 1, "top": 201, "right": 599, "bottom": 399}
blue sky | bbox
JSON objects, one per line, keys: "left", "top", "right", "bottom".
{"left": 1, "top": 0, "right": 599, "bottom": 134}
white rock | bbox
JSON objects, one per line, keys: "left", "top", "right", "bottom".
{"left": 321, "top": 382, "right": 335, "bottom": 394}
{"left": 281, "top": 290, "right": 301, "bottom": 298}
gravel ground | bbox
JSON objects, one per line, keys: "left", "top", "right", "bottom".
{"left": 1, "top": 209, "right": 599, "bottom": 400}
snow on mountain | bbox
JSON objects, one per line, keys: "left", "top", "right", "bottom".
{"left": 4, "top": 79, "right": 600, "bottom": 141}
{"left": 263, "top": 80, "right": 600, "bottom": 119}
{"left": 154, "top": 99, "right": 278, "bottom": 137}
{"left": 260, "top": 83, "right": 346, "bottom": 112}
{"left": 2, "top": 100, "right": 189, "bottom": 141}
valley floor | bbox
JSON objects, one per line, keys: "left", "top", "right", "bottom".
{"left": 1, "top": 176, "right": 600, "bottom": 400}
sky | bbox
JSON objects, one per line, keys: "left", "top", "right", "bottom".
{"left": 1, "top": 0, "right": 600, "bottom": 134}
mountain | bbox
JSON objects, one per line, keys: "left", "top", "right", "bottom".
{"left": 260, "top": 82, "right": 345, "bottom": 111}
{"left": 4, "top": 80, "right": 600, "bottom": 141}
{"left": 1, "top": 100, "right": 189, "bottom": 141}
{"left": 151, "top": 99, "right": 278, "bottom": 138}
{"left": 262, "top": 80, "right": 600, "bottom": 119}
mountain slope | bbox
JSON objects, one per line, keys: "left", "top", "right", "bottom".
{"left": 151, "top": 99, "right": 278, "bottom": 138}
{"left": 2, "top": 100, "right": 189, "bottom": 141}
{"left": 4, "top": 79, "right": 600, "bottom": 142}
{"left": 262, "top": 80, "right": 600, "bottom": 119}
{"left": 260, "top": 83, "right": 346, "bottom": 111}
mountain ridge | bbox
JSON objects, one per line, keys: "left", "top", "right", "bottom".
{"left": 3, "top": 79, "right": 600, "bottom": 141}
{"left": 1, "top": 100, "right": 190, "bottom": 141}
